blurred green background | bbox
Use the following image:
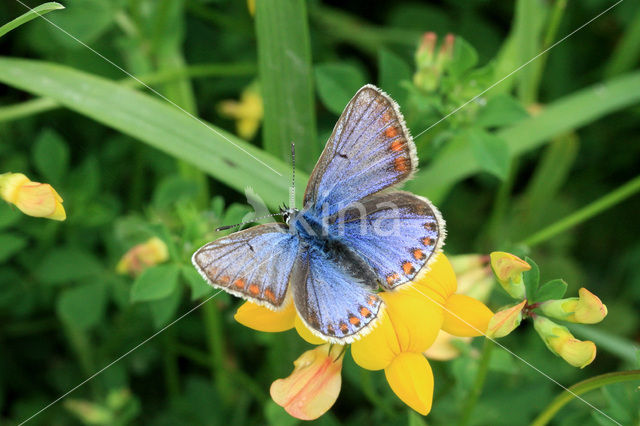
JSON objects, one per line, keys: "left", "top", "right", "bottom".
{"left": 0, "top": 0, "right": 639, "bottom": 424}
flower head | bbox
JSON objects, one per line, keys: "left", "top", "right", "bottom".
{"left": 490, "top": 252, "right": 530, "bottom": 299}
{"left": 533, "top": 316, "right": 596, "bottom": 368}
{"left": 414, "top": 32, "right": 455, "bottom": 92}
{"left": 218, "top": 82, "right": 263, "bottom": 140}
{"left": 270, "top": 344, "right": 344, "bottom": 421}
{"left": 116, "top": 237, "right": 169, "bottom": 276}
{"left": 0, "top": 172, "right": 65, "bottom": 220}
{"left": 539, "top": 287, "right": 608, "bottom": 324}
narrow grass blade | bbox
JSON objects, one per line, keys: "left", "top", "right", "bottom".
{"left": 0, "top": 57, "right": 308, "bottom": 208}
{"left": 0, "top": 2, "right": 64, "bottom": 38}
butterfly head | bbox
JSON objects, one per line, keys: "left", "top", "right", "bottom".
{"left": 279, "top": 204, "right": 299, "bottom": 225}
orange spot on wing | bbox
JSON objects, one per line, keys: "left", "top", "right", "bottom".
{"left": 422, "top": 237, "right": 434, "bottom": 246}
{"left": 385, "top": 126, "right": 398, "bottom": 138}
{"left": 424, "top": 222, "right": 436, "bottom": 231}
{"left": 367, "top": 295, "right": 377, "bottom": 306}
{"left": 339, "top": 322, "right": 349, "bottom": 334}
{"left": 264, "top": 288, "right": 276, "bottom": 302}
{"left": 382, "top": 111, "right": 391, "bottom": 121}
{"left": 359, "top": 306, "right": 372, "bottom": 318}
{"left": 390, "top": 139, "right": 404, "bottom": 152}
{"left": 394, "top": 157, "right": 409, "bottom": 172}
{"left": 219, "top": 275, "right": 230, "bottom": 284}
{"left": 249, "top": 284, "right": 260, "bottom": 295}
{"left": 402, "top": 261, "right": 415, "bottom": 275}
{"left": 386, "top": 272, "right": 399, "bottom": 285}
{"left": 234, "top": 278, "right": 245, "bottom": 289}
{"left": 413, "top": 249, "right": 425, "bottom": 260}
{"left": 349, "top": 315, "right": 361, "bottom": 326}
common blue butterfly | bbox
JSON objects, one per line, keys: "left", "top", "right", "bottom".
{"left": 192, "top": 85, "right": 445, "bottom": 343}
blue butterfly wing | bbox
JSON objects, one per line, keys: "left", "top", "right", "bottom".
{"left": 292, "top": 244, "right": 383, "bottom": 343}
{"left": 329, "top": 191, "right": 445, "bottom": 290}
{"left": 192, "top": 223, "right": 298, "bottom": 309}
{"left": 304, "top": 84, "right": 417, "bottom": 215}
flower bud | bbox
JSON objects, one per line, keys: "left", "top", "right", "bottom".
{"left": 490, "top": 252, "right": 529, "bottom": 299}
{"left": 116, "top": 237, "right": 169, "bottom": 276}
{"left": 486, "top": 300, "right": 526, "bottom": 338}
{"left": 533, "top": 316, "right": 596, "bottom": 368}
{"left": 450, "top": 254, "right": 493, "bottom": 302}
{"left": 413, "top": 32, "right": 452, "bottom": 92}
{"left": 64, "top": 399, "right": 113, "bottom": 424}
{"left": 0, "top": 172, "right": 65, "bottom": 220}
{"left": 270, "top": 344, "right": 344, "bottom": 420}
{"left": 539, "top": 288, "right": 607, "bottom": 324}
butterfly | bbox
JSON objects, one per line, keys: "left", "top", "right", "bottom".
{"left": 192, "top": 84, "right": 445, "bottom": 343}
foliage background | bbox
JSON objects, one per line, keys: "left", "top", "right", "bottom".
{"left": 0, "top": 0, "right": 639, "bottom": 425}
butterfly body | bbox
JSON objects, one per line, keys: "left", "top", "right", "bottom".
{"left": 193, "top": 84, "right": 445, "bottom": 343}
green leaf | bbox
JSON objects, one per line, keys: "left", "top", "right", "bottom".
{"left": 407, "top": 71, "right": 640, "bottom": 203}
{"left": 35, "top": 247, "right": 103, "bottom": 285}
{"left": 378, "top": 48, "right": 412, "bottom": 107}
{"left": 32, "top": 129, "right": 69, "bottom": 184}
{"left": 469, "top": 129, "right": 510, "bottom": 180}
{"left": 476, "top": 94, "right": 529, "bottom": 128}
{"left": 0, "top": 57, "right": 307, "bottom": 210}
{"left": 0, "top": 203, "right": 22, "bottom": 229}
{"left": 131, "top": 264, "right": 180, "bottom": 302}
{"left": 148, "top": 285, "right": 182, "bottom": 328}
{"left": 534, "top": 279, "right": 567, "bottom": 303}
{"left": 522, "top": 257, "right": 540, "bottom": 301}
{"left": 152, "top": 176, "right": 199, "bottom": 209}
{"left": 0, "top": 2, "right": 64, "bottom": 38}
{"left": 315, "top": 63, "right": 367, "bottom": 115}
{"left": 0, "top": 232, "right": 28, "bottom": 262}
{"left": 56, "top": 281, "right": 106, "bottom": 330}
{"left": 256, "top": 0, "right": 318, "bottom": 171}
{"left": 264, "top": 400, "right": 299, "bottom": 426}
{"left": 448, "top": 37, "right": 478, "bottom": 78}
{"left": 182, "top": 265, "right": 212, "bottom": 300}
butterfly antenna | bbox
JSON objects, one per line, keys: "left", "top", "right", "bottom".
{"left": 289, "top": 142, "right": 296, "bottom": 210}
{"left": 215, "top": 212, "right": 283, "bottom": 231}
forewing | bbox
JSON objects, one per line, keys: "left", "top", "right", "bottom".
{"left": 329, "top": 191, "right": 445, "bottom": 290}
{"left": 304, "top": 84, "right": 417, "bottom": 215}
{"left": 292, "top": 248, "right": 383, "bottom": 343}
{"left": 192, "top": 223, "right": 299, "bottom": 309}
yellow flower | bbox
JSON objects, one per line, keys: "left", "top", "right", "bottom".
{"left": 450, "top": 254, "right": 494, "bottom": 302}
{"left": 533, "top": 315, "right": 596, "bottom": 368}
{"left": 116, "top": 237, "right": 169, "bottom": 276}
{"left": 352, "top": 254, "right": 493, "bottom": 414}
{"left": 218, "top": 82, "right": 263, "bottom": 140}
{"left": 270, "top": 344, "right": 344, "bottom": 420}
{"left": 539, "top": 287, "right": 608, "bottom": 324}
{"left": 0, "top": 172, "right": 65, "bottom": 220}
{"left": 234, "top": 254, "right": 493, "bottom": 416}
{"left": 490, "top": 252, "right": 530, "bottom": 299}
{"left": 486, "top": 300, "right": 526, "bottom": 338}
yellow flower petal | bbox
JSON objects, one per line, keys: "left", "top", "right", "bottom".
{"left": 413, "top": 253, "right": 457, "bottom": 305}
{"left": 533, "top": 316, "right": 597, "bottom": 368}
{"left": 351, "top": 309, "right": 399, "bottom": 370}
{"left": 0, "top": 173, "right": 66, "bottom": 220}
{"left": 384, "top": 352, "right": 434, "bottom": 415}
{"left": 540, "top": 288, "right": 608, "bottom": 324}
{"left": 441, "top": 294, "right": 493, "bottom": 337}
{"left": 385, "top": 289, "right": 444, "bottom": 352}
{"left": 490, "top": 252, "right": 529, "bottom": 299}
{"left": 270, "top": 344, "right": 343, "bottom": 421}
{"left": 116, "top": 237, "right": 169, "bottom": 276}
{"left": 294, "top": 315, "right": 327, "bottom": 345}
{"left": 234, "top": 301, "right": 295, "bottom": 332}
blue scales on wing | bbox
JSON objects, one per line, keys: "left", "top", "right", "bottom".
{"left": 192, "top": 223, "right": 299, "bottom": 309}
{"left": 328, "top": 191, "right": 445, "bottom": 290}
{"left": 304, "top": 84, "right": 418, "bottom": 216}
{"left": 291, "top": 244, "right": 383, "bottom": 343}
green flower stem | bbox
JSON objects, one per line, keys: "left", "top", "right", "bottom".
{"left": 459, "top": 339, "right": 494, "bottom": 426}
{"left": 0, "top": 62, "right": 255, "bottom": 123}
{"left": 519, "top": 174, "right": 640, "bottom": 247}
{"left": 201, "top": 302, "right": 233, "bottom": 402}
{"left": 531, "top": 370, "right": 640, "bottom": 426}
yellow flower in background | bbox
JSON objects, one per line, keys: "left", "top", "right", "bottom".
{"left": 424, "top": 331, "right": 471, "bottom": 361}
{"left": 533, "top": 316, "right": 596, "bottom": 368}
{"left": 235, "top": 253, "right": 493, "bottom": 416}
{"left": 218, "top": 82, "right": 263, "bottom": 140}
{"left": 490, "top": 251, "right": 530, "bottom": 299}
{"left": 116, "top": 237, "right": 169, "bottom": 277}
{"left": 270, "top": 344, "right": 344, "bottom": 420}
{"left": 540, "top": 287, "right": 608, "bottom": 324}
{"left": 0, "top": 172, "right": 65, "bottom": 220}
